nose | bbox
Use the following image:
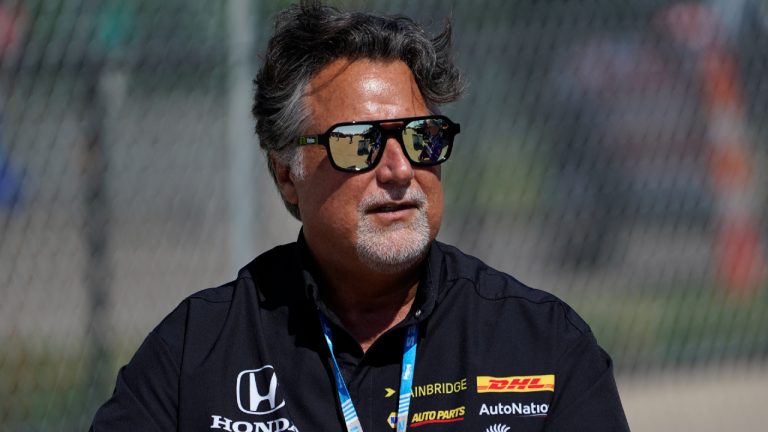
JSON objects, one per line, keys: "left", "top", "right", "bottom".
{"left": 375, "top": 137, "right": 414, "bottom": 185}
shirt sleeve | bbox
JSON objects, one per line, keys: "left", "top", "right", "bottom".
{"left": 90, "top": 303, "right": 187, "bottom": 431}
{"left": 543, "top": 329, "right": 630, "bottom": 431}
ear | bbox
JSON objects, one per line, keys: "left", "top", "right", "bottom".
{"left": 270, "top": 153, "right": 299, "bottom": 206}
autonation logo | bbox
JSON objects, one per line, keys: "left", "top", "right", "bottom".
{"left": 479, "top": 402, "right": 549, "bottom": 417}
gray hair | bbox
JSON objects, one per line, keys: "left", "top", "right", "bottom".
{"left": 252, "top": 0, "right": 465, "bottom": 219}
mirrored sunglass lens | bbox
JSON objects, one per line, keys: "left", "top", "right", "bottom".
{"left": 327, "top": 124, "right": 382, "bottom": 170}
{"left": 403, "top": 118, "right": 451, "bottom": 164}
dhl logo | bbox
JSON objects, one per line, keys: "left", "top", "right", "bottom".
{"left": 476, "top": 375, "right": 555, "bottom": 393}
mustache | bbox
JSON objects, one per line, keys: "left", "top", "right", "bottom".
{"left": 358, "top": 188, "right": 428, "bottom": 212}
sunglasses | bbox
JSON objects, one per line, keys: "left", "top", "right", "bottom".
{"left": 296, "top": 115, "right": 460, "bottom": 172}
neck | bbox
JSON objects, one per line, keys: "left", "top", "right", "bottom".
{"left": 316, "top": 258, "right": 423, "bottom": 352}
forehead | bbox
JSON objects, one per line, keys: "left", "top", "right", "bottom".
{"left": 304, "top": 59, "right": 429, "bottom": 132}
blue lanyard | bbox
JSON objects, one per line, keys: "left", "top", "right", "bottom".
{"left": 319, "top": 314, "right": 418, "bottom": 432}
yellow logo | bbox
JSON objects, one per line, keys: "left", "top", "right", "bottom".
{"left": 387, "top": 411, "right": 397, "bottom": 429}
{"left": 476, "top": 375, "right": 555, "bottom": 393}
{"left": 384, "top": 378, "right": 467, "bottom": 399}
{"left": 410, "top": 406, "right": 465, "bottom": 427}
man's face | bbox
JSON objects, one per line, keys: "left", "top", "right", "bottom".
{"left": 276, "top": 59, "right": 444, "bottom": 273}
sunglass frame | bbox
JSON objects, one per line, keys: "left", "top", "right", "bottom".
{"left": 296, "top": 115, "right": 460, "bottom": 172}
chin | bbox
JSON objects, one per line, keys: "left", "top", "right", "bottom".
{"left": 355, "top": 215, "right": 431, "bottom": 274}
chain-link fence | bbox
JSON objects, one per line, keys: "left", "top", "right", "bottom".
{"left": 1, "top": 0, "right": 767, "bottom": 430}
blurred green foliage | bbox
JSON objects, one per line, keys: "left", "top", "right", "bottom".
{"left": 572, "top": 284, "right": 768, "bottom": 372}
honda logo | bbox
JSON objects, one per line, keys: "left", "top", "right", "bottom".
{"left": 236, "top": 366, "right": 286, "bottom": 415}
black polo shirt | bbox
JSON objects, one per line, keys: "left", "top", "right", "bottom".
{"left": 90, "top": 236, "right": 629, "bottom": 431}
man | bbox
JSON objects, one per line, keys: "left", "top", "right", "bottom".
{"left": 91, "top": 1, "right": 629, "bottom": 431}
{"left": 418, "top": 119, "right": 445, "bottom": 162}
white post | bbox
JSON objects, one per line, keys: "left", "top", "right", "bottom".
{"left": 227, "top": 0, "right": 257, "bottom": 272}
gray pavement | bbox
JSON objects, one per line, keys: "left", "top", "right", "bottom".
{"left": 618, "top": 365, "right": 768, "bottom": 431}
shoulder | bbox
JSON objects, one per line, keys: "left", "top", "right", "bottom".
{"left": 433, "top": 241, "right": 592, "bottom": 336}
{"left": 152, "top": 242, "right": 299, "bottom": 365}
{"left": 168, "top": 241, "right": 298, "bottom": 313}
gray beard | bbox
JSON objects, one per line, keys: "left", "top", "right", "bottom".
{"left": 355, "top": 189, "right": 431, "bottom": 273}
